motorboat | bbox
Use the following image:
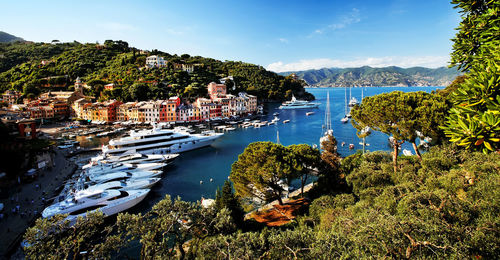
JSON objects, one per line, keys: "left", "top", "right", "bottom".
{"left": 283, "top": 120, "right": 290, "bottom": 123}
{"left": 279, "top": 95, "right": 320, "bottom": 109}
{"left": 74, "top": 178, "right": 161, "bottom": 197}
{"left": 102, "top": 124, "right": 223, "bottom": 155}
{"left": 403, "top": 149, "right": 413, "bottom": 156}
{"left": 341, "top": 116, "right": 349, "bottom": 123}
{"left": 86, "top": 170, "right": 162, "bottom": 183}
{"left": 83, "top": 162, "right": 167, "bottom": 175}
{"left": 42, "top": 189, "right": 150, "bottom": 224}
{"left": 90, "top": 153, "right": 178, "bottom": 166}
{"left": 306, "top": 112, "right": 314, "bottom": 116}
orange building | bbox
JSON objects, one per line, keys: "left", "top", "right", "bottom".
{"left": 207, "top": 82, "right": 227, "bottom": 99}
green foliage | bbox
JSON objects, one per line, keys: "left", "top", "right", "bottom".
{"left": 443, "top": 56, "right": 500, "bottom": 153}
{"left": 23, "top": 211, "right": 125, "bottom": 259}
{"left": 310, "top": 135, "right": 348, "bottom": 198}
{"left": 352, "top": 91, "right": 450, "bottom": 169}
{"left": 450, "top": 0, "right": 500, "bottom": 71}
{"left": 230, "top": 142, "right": 293, "bottom": 205}
{"left": 194, "top": 146, "right": 500, "bottom": 259}
{"left": 215, "top": 180, "right": 245, "bottom": 227}
{"left": 230, "top": 142, "right": 321, "bottom": 205}
{"left": 0, "top": 41, "right": 313, "bottom": 102}
{"left": 287, "top": 144, "right": 321, "bottom": 196}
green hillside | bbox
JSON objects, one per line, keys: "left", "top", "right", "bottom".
{"left": 0, "top": 40, "right": 312, "bottom": 102}
{"left": 0, "top": 31, "right": 24, "bottom": 43}
{"left": 281, "top": 66, "right": 461, "bottom": 87}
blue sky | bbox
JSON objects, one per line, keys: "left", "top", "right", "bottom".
{"left": 0, "top": 0, "right": 460, "bottom": 72}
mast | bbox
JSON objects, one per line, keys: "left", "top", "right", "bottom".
{"left": 344, "top": 87, "right": 347, "bottom": 115}
{"left": 324, "top": 92, "right": 331, "bottom": 133}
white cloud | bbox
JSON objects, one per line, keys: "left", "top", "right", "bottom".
{"left": 328, "top": 8, "right": 360, "bottom": 30}
{"left": 165, "top": 26, "right": 194, "bottom": 35}
{"left": 166, "top": 28, "right": 184, "bottom": 35}
{"left": 266, "top": 56, "right": 450, "bottom": 72}
{"left": 311, "top": 8, "right": 361, "bottom": 36}
{"left": 97, "top": 22, "right": 138, "bottom": 32}
{"left": 279, "top": 38, "right": 289, "bottom": 43}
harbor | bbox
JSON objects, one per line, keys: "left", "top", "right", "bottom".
{"left": 0, "top": 86, "right": 444, "bottom": 257}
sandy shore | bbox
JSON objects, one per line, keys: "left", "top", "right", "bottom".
{"left": 0, "top": 149, "right": 77, "bottom": 259}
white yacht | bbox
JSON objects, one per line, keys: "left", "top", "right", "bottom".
{"left": 341, "top": 87, "right": 350, "bottom": 123}
{"left": 348, "top": 87, "right": 359, "bottom": 107}
{"left": 74, "top": 178, "right": 161, "bottom": 197}
{"left": 42, "top": 189, "right": 150, "bottom": 224}
{"left": 89, "top": 153, "right": 178, "bottom": 166}
{"left": 83, "top": 162, "right": 167, "bottom": 175}
{"left": 279, "top": 95, "right": 320, "bottom": 109}
{"left": 102, "top": 125, "right": 223, "bottom": 156}
{"left": 86, "top": 170, "right": 162, "bottom": 183}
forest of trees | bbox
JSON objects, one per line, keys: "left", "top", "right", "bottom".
{"left": 0, "top": 40, "right": 313, "bottom": 103}
{"left": 21, "top": 0, "right": 500, "bottom": 259}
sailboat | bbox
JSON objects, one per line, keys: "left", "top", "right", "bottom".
{"left": 341, "top": 87, "right": 349, "bottom": 123}
{"left": 320, "top": 92, "right": 334, "bottom": 148}
{"left": 348, "top": 86, "right": 359, "bottom": 107}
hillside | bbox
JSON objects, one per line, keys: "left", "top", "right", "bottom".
{"left": 0, "top": 31, "right": 24, "bottom": 43}
{"left": 0, "top": 40, "right": 312, "bottom": 102}
{"left": 280, "top": 66, "right": 461, "bottom": 87}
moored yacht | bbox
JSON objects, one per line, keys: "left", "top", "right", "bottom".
{"left": 88, "top": 153, "right": 178, "bottom": 167}
{"left": 102, "top": 125, "right": 223, "bottom": 156}
{"left": 86, "top": 170, "right": 162, "bottom": 183}
{"left": 74, "top": 178, "right": 161, "bottom": 197}
{"left": 83, "top": 162, "right": 167, "bottom": 175}
{"left": 279, "top": 95, "right": 319, "bottom": 109}
{"left": 42, "top": 189, "right": 150, "bottom": 224}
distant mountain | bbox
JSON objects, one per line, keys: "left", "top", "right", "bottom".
{"left": 0, "top": 31, "right": 24, "bottom": 43}
{"left": 279, "top": 66, "right": 461, "bottom": 87}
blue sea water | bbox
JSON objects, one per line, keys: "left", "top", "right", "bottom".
{"left": 132, "top": 86, "right": 444, "bottom": 211}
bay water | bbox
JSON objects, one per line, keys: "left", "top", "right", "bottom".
{"left": 131, "top": 86, "right": 444, "bottom": 211}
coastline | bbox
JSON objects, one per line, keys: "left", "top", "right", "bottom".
{"left": 306, "top": 85, "right": 446, "bottom": 88}
{"left": 0, "top": 149, "right": 77, "bottom": 259}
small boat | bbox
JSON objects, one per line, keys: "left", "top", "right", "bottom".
{"left": 273, "top": 112, "right": 279, "bottom": 116}
{"left": 341, "top": 116, "right": 349, "bottom": 123}
{"left": 403, "top": 149, "right": 413, "bottom": 156}
{"left": 349, "top": 144, "right": 355, "bottom": 149}
{"left": 341, "top": 142, "right": 346, "bottom": 147}
{"left": 225, "top": 127, "right": 236, "bottom": 131}
{"left": 306, "top": 112, "right": 314, "bottom": 116}
{"left": 283, "top": 120, "right": 290, "bottom": 123}
{"left": 358, "top": 142, "right": 370, "bottom": 146}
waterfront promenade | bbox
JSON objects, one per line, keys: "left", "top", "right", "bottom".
{"left": 0, "top": 149, "right": 77, "bottom": 259}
